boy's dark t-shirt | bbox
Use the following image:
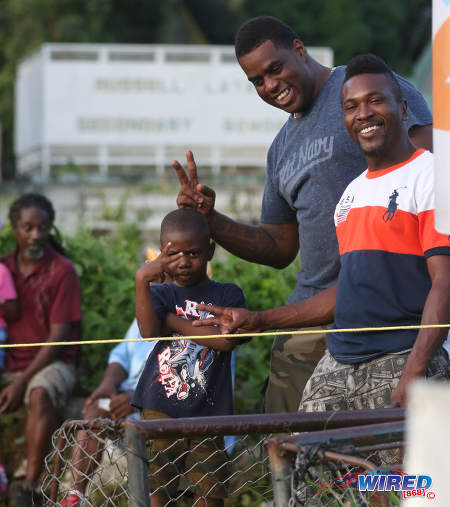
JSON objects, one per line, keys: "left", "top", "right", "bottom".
{"left": 132, "top": 279, "right": 246, "bottom": 418}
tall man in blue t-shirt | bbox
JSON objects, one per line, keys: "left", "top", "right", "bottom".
{"left": 173, "top": 16, "right": 433, "bottom": 413}
{"left": 193, "top": 54, "right": 450, "bottom": 411}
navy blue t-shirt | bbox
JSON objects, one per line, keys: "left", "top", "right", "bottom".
{"left": 132, "top": 279, "right": 246, "bottom": 418}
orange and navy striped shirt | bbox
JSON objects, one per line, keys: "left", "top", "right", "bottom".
{"left": 329, "top": 149, "right": 450, "bottom": 363}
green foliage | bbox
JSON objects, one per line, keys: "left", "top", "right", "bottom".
{"left": 241, "top": 0, "right": 431, "bottom": 74}
{"left": 65, "top": 225, "right": 141, "bottom": 391}
{"left": 212, "top": 254, "right": 300, "bottom": 413}
{"left": 0, "top": 223, "right": 142, "bottom": 393}
{"left": 0, "top": 0, "right": 171, "bottom": 178}
{"left": 0, "top": 223, "right": 17, "bottom": 254}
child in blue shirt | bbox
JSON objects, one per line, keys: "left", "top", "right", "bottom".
{"left": 133, "top": 209, "right": 247, "bottom": 506}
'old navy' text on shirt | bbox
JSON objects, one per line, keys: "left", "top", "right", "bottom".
{"left": 280, "top": 135, "right": 334, "bottom": 182}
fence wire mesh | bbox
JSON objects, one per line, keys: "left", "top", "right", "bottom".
{"left": 40, "top": 410, "right": 404, "bottom": 506}
{"left": 42, "top": 419, "right": 129, "bottom": 506}
{"left": 41, "top": 419, "right": 273, "bottom": 506}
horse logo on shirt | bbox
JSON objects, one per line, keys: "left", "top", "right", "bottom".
{"left": 382, "top": 187, "right": 406, "bottom": 222}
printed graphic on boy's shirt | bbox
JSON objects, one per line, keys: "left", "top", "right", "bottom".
{"left": 156, "top": 299, "right": 215, "bottom": 401}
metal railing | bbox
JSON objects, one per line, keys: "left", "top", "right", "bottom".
{"left": 41, "top": 408, "right": 404, "bottom": 506}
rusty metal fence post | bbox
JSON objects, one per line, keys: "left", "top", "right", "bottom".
{"left": 125, "top": 421, "right": 151, "bottom": 507}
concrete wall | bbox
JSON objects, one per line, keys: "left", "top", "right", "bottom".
{"left": 0, "top": 181, "right": 263, "bottom": 247}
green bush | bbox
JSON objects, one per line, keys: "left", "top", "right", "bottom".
{"left": 65, "top": 225, "right": 142, "bottom": 391}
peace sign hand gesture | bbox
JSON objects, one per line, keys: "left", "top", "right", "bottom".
{"left": 173, "top": 150, "right": 216, "bottom": 216}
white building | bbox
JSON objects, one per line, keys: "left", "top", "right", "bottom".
{"left": 15, "top": 43, "right": 333, "bottom": 181}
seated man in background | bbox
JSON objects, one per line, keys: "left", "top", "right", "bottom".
{"left": 0, "top": 193, "right": 82, "bottom": 507}
{"left": 194, "top": 54, "right": 450, "bottom": 413}
{"left": 61, "top": 319, "right": 154, "bottom": 507}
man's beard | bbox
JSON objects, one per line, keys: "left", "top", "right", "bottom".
{"left": 360, "top": 134, "right": 388, "bottom": 159}
{"left": 361, "top": 144, "right": 386, "bottom": 158}
{"left": 24, "top": 245, "right": 45, "bottom": 260}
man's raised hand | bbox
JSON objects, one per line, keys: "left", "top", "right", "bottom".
{"left": 173, "top": 150, "right": 216, "bottom": 216}
{"left": 193, "top": 305, "right": 263, "bottom": 335}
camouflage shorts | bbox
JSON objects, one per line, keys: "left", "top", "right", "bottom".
{"left": 293, "top": 348, "right": 450, "bottom": 503}
{"left": 142, "top": 409, "right": 229, "bottom": 499}
{"left": 264, "top": 327, "right": 328, "bottom": 413}
{"left": 299, "top": 348, "right": 450, "bottom": 412}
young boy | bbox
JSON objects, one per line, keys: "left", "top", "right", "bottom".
{"left": 132, "top": 208, "right": 247, "bottom": 507}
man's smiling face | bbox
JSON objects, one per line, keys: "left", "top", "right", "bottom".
{"left": 238, "top": 39, "right": 316, "bottom": 114}
{"left": 341, "top": 73, "right": 407, "bottom": 159}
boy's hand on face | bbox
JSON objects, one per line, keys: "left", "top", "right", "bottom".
{"left": 173, "top": 150, "right": 216, "bottom": 216}
{"left": 193, "top": 304, "right": 263, "bottom": 335}
{"left": 135, "top": 243, "right": 181, "bottom": 285}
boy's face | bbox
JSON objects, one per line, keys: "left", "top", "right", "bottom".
{"left": 161, "top": 229, "right": 214, "bottom": 287}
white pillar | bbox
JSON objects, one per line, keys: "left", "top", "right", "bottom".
{"left": 404, "top": 381, "right": 450, "bottom": 505}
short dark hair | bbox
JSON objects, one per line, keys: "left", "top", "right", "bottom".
{"left": 160, "top": 209, "right": 210, "bottom": 243}
{"left": 9, "top": 192, "right": 66, "bottom": 255}
{"left": 344, "top": 54, "right": 402, "bottom": 101}
{"left": 235, "top": 16, "right": 299, "bottom": 59}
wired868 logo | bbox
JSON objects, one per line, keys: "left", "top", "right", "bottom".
{"left": 317, "top": 469, "right": 435, "bottom": 500}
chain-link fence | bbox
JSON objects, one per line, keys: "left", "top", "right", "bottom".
{"left": 41, "top": 409, "right": 404, "bottom": 506}
{"left": 42, "top": 419, "right": 129, "bottom": 506}
{"left": 42, "top": 419, "right": 272, "bottom": 506}
{"left": 267, "top": 420, "right": 404, "bottom": 506}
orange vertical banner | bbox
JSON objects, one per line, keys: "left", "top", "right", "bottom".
{"left": 433, "top": 0, "right": 450, "bottom": 233}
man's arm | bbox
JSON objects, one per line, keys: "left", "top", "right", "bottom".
{"left": 209, "top": 213, "right": 299, "bottom": 268}
{"left": 194, "top": 284, "right": 337, "bottom": 334}
{"left": 164, "top": 313, "right": 244, "bottom": 351}
{"left": 173, "top": 150, "right": 299, "bottom": 268}
{"left": 409, "top": 124, "right": 433, "bottom": 152}
{"left": 390, "top": 255, "right": 450, "bottom": 407}
{"left": 0, "top": 321, "right": 73, "bottom": 413}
